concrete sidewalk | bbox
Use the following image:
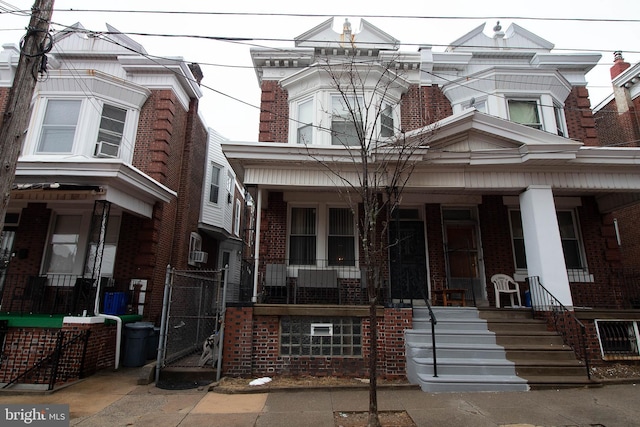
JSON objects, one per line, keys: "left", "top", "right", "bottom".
{"left": 1, "top": 368, "right": 639, "bottom": 426}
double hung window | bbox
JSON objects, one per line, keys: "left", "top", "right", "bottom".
{"left": 209, "top": 164, "right": 221, "bottom": 204}
{"left": 328, "top": 208, "right": 355, "bottom": 266}
{"left": 45, "top": 215, "right": 81, "bottom": 274}
{"left": 290, "top": 207, "right": 316, "bottom": 265}
{"left": 38, "top": 100, "right": 82, "bottom": 153}
{"left": 297, "top": 99, "right": 313, "bottom": 144}
{"left": 507, "top": 100, "right": 542, "bottom": 130}
{"left": 509, "top": 209, "right": 584, "bottom": 270}
{"left": 331, "top": 95, "right": 362, "bottom": 146}
{"left": 95, "top": 104, "right": 126, "bottom": 158}
{"left": 380, "top": 104, "right": 394, "bottom": 138}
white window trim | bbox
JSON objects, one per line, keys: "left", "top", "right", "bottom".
{"left": 209, "top": 163, "right": 222, "bottom": 205}
{"left": 188, "top": 232, "right": 203, "bottom": 266}
{"left": 25, "top": 96, "right": 137, "bottom": 162}
{"left": 289, "top": 91, "right": 399, "bottom": 146}
{"left": 507, "top": 98, "right": 543, "bottom": 130}
{"left": 234, "top": 199, "right": 241, "bottom": 236}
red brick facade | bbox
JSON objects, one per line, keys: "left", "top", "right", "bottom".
{"left": 258, "top": 81, "right": 290, "bottom": 142}
{"left": 564, "top": 87, "right": 600, "bottom": 146}
{"left": 0, "top": 321, "right": 117, "bottom": 386}
{"left": 222, "top": 305, "right": 411, "bottom": 378}
{"left": 401, "top": 85, "right": 454, "bottom": 130}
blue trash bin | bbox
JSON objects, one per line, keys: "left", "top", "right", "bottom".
{"left": 122, "top": 322, "right": 153, "bottom": 367}
{"left": 524, "top": 290, "right": 532, "bottom": 307}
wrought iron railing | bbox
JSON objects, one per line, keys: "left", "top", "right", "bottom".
{"left": 256, "top": 258, "right": 387, "bottom": 305}
{"left": 1, "top": 329, "right": 91, "bottom": 390}
{"left": 527, "top": 276, "right": 591, "bottom": 380}
{"left": 0, "top": 274, "right": 144, "bottom": 316}
{"left": 418, "top": 283, "right": 438, "bottom": 377}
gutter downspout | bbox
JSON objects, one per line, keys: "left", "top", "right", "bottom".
{"left": 93, "top": 278, "right": 122, "bottom": 370}
{"left": 215, "top": 265, "right": 229, "bottom": 382}
{"left": 252, "top": 188, "right": 262, "bottom": 302}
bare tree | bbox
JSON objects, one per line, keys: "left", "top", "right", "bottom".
{"left": 303, "top": 51, "right": 433, "bottom": 427}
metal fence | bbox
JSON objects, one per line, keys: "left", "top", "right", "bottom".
{"left": 156, "top": 268, "right": 226, "bottom": 376}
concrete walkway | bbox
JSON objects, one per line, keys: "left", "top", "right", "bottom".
{"left": 1, "top": 368, "right": 639, "bottom": 426}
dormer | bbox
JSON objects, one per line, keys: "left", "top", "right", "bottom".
{"left": 426, "top": 22, "right": 601, "bottom": 137}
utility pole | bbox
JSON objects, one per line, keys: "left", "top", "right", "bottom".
{"left": 0, "top": 0, "right": 55, "bottom": 231}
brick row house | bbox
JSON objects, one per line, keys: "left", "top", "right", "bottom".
{"left": 222, "top": 19, "right": 640, "bottom": 390}
{"left": 0, "top": 24, "right": 244, "bottom": 384}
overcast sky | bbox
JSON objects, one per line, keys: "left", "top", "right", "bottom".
{"left": 2, "top": 0, "right": 639, "bottom": 141}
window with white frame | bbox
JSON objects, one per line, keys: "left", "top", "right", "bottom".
{"left": 554, "top": 104, "right": 566, "bottom": 137}
{"left": 380, "top": 103, "right": 394, "bottom": 138}
{"left": 209, "top": 163, "right": 221, "bottom": 204}
{"left": 328, "top": 208, "right": 355, "bottom": 266}
{"left": 94, "top": 104, "right": 126, "bottom": 158}
{"left": 226, "top": 172, "right": 234, "bottom": 204}
{"left": 37, "top": 100, "right": 82, "bottom": 153}
{"left": 297, "top": 98, "right": 313, "bottom": 144}
{"left": 289, "top": 207, "right": 316, "bottom": 265}
{"left": 234, "top": 199, "right": 241, "bottom": 236}
{"left": 509, "top": 209, "right": 585, "bottom": 270}
{"left": 188, "top": 232, "right": 202, "bottom": 266}
{"left": 44, "top": 214, "right": 82, "bottom": 274}
{"left": 507, "top": 99, "right": 542, "bottom": 130}
{"left": 331, "top": 95, "right": 363, "bottom": 146}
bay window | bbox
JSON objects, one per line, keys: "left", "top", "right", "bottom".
{"left": 37, "top": 100, "right": 82, "bottom": 153}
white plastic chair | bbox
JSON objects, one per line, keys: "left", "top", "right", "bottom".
{"left": 491, "top": 274, "right": 522, "bottom": 308}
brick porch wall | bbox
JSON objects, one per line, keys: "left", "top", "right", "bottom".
{"left": 0, "top": 321, "right": 117, "bottom": 386}
{"left": 222, "top": 305, "right": 412, "bottom": 379}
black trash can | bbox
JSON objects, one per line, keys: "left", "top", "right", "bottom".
{"left": 122, "top": 322, "right": 153, "bottom": 367}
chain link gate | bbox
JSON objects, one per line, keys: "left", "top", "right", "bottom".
{"left": 156, "top": 267, "right": 228, "bottom": 384}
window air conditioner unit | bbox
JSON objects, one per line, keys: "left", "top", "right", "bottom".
{"left": 95, "top": 141, "right": 120, "bottom": 158}
{"left": 190, "top": 251, "right": 208, "bottom": 264}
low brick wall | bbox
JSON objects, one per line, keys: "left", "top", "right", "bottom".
{"left": 0, "top": 318, "right": 118, "bottom": 386}
{"left": 222, "top": 304, "right": 412, "bottom": 379}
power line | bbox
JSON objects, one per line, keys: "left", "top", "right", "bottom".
{"left": 34, "top": 8, "right": 640, "bottom": 24}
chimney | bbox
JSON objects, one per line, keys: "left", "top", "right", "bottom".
{"left": 610, "top": 51, "right": 630, "bottom": 79}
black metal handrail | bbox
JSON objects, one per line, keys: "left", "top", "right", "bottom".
{"left": 527, "top": 276, "right": 591, "bottom": 380}
{"left": 419, "top": 285, "right": 438, "bottom": 377}
{"left": 2, "top": 329, "right": 91, "bottom": 390}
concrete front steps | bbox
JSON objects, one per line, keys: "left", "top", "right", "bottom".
{"left": 478, "top": 308, "right": 598, "bottom": 389}
{"left": 406, "top": 307, "right": 529, "bottom": 393}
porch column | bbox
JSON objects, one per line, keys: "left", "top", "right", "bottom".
{"left": 252, "top": 187, "right": 263, "bottom": 303}
{"left": 519, "top": 185, "right": 573, "bottom": 307}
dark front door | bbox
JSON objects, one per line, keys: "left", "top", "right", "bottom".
{"left": 390, "top": 221, "right": 427, "bottom": 300}
{"left": 445, "top": 224, "right": 483, "bottom": 304}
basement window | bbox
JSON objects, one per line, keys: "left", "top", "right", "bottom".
{"left": 280, "top": 317, "right": 361, "bottom": 357}
{"left": 595, "top": 320, "right": 640, "bottom": 360}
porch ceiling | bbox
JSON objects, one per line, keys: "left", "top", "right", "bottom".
{"left": 13, "top": 160, "right": 176, "bottom": 218}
